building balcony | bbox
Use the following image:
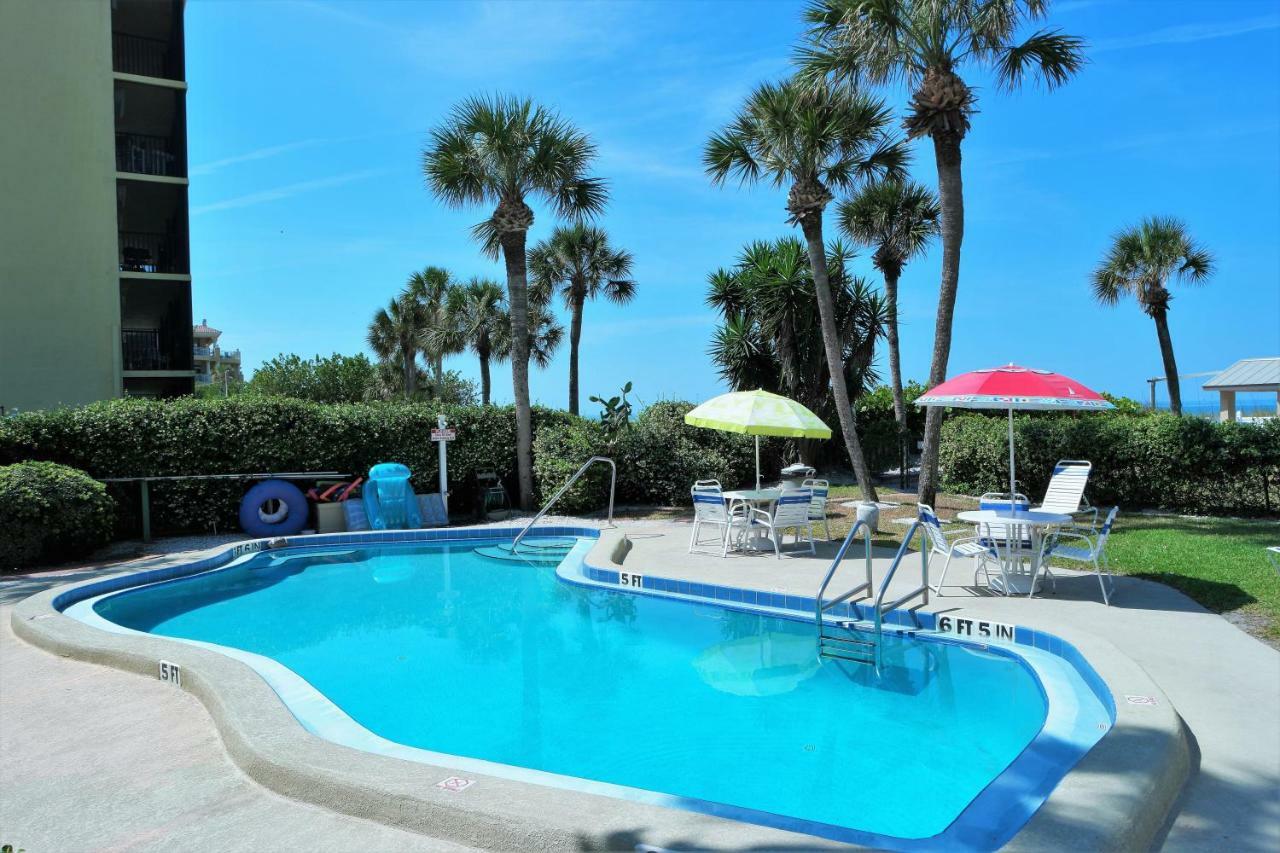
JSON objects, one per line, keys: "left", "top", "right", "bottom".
{"left": 122, "top": 328, "right": 171, "bottom": 371}
{"left": 112, "top": 31, "right": 180, "bottom": 81}
{"left": 193, "top": 346, "right": 212, "bottom": 357}
{"left": 119, "top": 230, "right": 186, "bottom": 274}
{"left": 116, "top": 132, "right": 180, "bottom": 178}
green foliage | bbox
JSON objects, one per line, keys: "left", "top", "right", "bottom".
{"left": 0, "top": 461, "right": 114, "bottom": 569}
{"left": 939, "top": 413, "right": 1280, "bottom": 515}
{"left": 0, "top": 398, "right": 575, "bottom": 536}
{"left": 248, "top": 353, "right": 379, "bottom": 403}
{"left": 853, "top": 381, "right": 927, "bottom": 475}
{"left": 588, "top": 381, "right": 633, "bottom": 443}
{"left": 1100, "top": 392, "right": 1148, "bottom": 415}
{"left": 533, "top": 401, "right": 760, "bottom": 513}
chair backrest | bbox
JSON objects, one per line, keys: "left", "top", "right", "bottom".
{"left": 917, "top": 504, "right": 952, "bottom": 553}
{"left": 1040, "top": 460, "right": 1092, "bottom": 514}
{"left": 1096, "top": 506, "right": 1119, "bottom": 550}
{"left": 771, "top": 489, "right": 812, "bottom": 527}
{"left": 978, "top": 492, "right": 1030, "bottom": 511}
{"left": 802, "top": 478, "right": 829, "bottom": 519}
{"left": 694, "top": 479, "right": 722, "bottom": 489}
{"left": 691, "top": 484, "right": 729, "bottom": 523}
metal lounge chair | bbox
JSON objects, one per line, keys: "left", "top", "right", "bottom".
{"left": 739, "top": 489, "right": 815, "bottom": 559}
{"left": 920, "top": 503, "right": 998, "bottom": 595}
{"left": 801, "top": 478, "right": 831, "bottom": 540}
{"left": 1034, "top": 459, "right": 1097, "bottom": 523}
{"left": 1043, "top": 506, "right": 1119, "bottom": 605}
{"left": 689, "top": 482, "right": 743, "bottom": 556}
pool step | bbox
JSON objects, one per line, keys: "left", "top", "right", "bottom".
{"left": 818, "top": 621, "right": 876, "bottom": 665}
{"left": 472, "top": 539, "right": 576, "bottom": 565}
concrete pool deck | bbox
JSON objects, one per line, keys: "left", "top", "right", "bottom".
{"left": 3, "top": 520, "right": 1278, "bottom": 851}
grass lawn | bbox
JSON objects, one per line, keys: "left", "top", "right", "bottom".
{"left": 823, "top": 486, "right": 1280, "bottom": 641}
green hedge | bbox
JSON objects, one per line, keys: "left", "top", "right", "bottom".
{"left": 0, "top": 398, "right": 580, "bottom": 535}
{"left": 0, "top": 398, "right": 759, "bottom": 536}
{"left": 533, "top": 401, "right": 760, "bottom": 514}
{"left": 0, "top": 461, "right": 115, "bottom": 568}
{"left": 939, "top": 413, "right": 1280, "bottom": 515}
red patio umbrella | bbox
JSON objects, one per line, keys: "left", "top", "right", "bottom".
{"left": 915, "top": 364, "right": 1113, "bottom": 502}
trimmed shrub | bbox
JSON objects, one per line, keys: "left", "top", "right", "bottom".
{"left": 939, "top": 412, "right": 1280, "bottom": 515}
{"left": 0, "top": 461, "right": 115, "bottom": 568}
{"left": 0, "top": 398, "right": 577, "bottom": 535}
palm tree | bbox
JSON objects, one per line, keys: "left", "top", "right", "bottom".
{"left": 708, "top": 237, "right": 885, "bottom": 468}
{"left": 367, "top": 291, "right": 427, "bottom": 398}
{"left": 838, "top": 179, "right": 939, "bottom": 434}
{"left": 1092, "top": 217, "right": 1214, "bottom": 416}
{"left": 705, "top": 76, "right": 907, "bottom": 502}
{"left": 406, "top": 266, "right": 458, "bottom": 381}
{"left": 428, "top": 278, "right": 509, "bottom": 405}
{"left": 424, "top": 95, "right": 607, "bottom": 509}
{"left": 528, "top": 224, "right": 636, "bottom": 415}
{"left": 799, "top": 0, "right": 1085, "bottom": 504}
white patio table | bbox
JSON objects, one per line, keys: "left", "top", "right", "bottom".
{"left": 723, "top": 488, "right": 782, "bottom": 551}
{"left": 956, "top": 509, "right": 1071, "bottom": 596}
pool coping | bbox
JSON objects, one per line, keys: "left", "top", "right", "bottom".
{"left": 11, "top": 525, "right": 1191, "bottom": 852}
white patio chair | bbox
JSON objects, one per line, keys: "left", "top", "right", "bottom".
{"left": 1034, "top": 460, "right": 1097, "bottom": 524}
{"left": 919, "top": 504, "right": 998, "bottom": 595}
{"left": 978, "top": 491, "right": 1033, "bottom": 547}
{"left": 740, "top": 489, "right": 815, "bottom": 559}
{"left": 801, "top": 478, "right": 831, "bottom": 540}
{"left": 688, "top": 483, "right": 744, "bottom": 556}
{"left": 1043, "top": 506, "right": 1119, "bottom": 605}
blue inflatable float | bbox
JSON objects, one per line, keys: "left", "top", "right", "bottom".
{"left": 239, "top": 479, "right": 309, "bottom": 537}
{"left": 362, "top": 462, "right": 423, "bottom": 530}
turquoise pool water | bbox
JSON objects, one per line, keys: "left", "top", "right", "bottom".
{"left": 92, "top": 537, "right": 1064, "bottom": 845}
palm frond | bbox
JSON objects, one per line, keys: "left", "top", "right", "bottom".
{"left": 996, "top": 29, "right": 1087, "bottom": 91}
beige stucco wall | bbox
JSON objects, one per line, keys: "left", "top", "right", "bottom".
{"left": 0, "top": 0, "right": 121, "bottom": 413}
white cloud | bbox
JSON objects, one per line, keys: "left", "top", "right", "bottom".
{"left": 190, "top": 139, "right": 333, "bottom": 176}
{"left": 191, "top": 169, "right": 384, "bottom": 215}
{"left": 1093, "top": 14, "right": 1280, "bottom": 52}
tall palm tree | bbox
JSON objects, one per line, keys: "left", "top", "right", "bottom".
{"left": 428, "top": 278, "right": 509, "bottom": 405}
{"left": 406, "top": 266, "right": 458, "bottom": 381}
{"left": 424, "top": 95, "right": 606, "bottom": 509}
{"left": 705, "top": 76, "right": 907, "bottom": 502}
{"left": 799, "top": 0, "right": 1085, "bottom": 504}
{"left": 528, "top": 224, "right": 636, "bottom": 415}
{"left": 1092, "top": 216, "right": 1214, "bottom": 416}
{"left": 838, "top": 179, "right": 939, "bottom": 432}
{"left": 367, "top": 291, "right": 427, "bottom": 398}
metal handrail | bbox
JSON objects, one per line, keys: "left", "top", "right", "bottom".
{"left": 511, "top": 456, "right": 616, "bottom": 552}
{"left": 813, "top": 519, "right": 873, "bottom": 632}
{"left": 871, "top": 520, "right": 931, "bottom": 668}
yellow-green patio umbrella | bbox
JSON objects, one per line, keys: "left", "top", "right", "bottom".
{"left": 684, "top": 389, "right": 832, "bottom": 489}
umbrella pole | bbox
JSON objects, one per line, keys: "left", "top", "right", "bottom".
{"left": 1008, "top": 406, "right": 1016, "bottom": 503}
{"left": 755, "top": 435, "right": 761, "bottom": 491}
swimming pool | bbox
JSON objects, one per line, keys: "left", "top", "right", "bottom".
{"left": 75, "top": 533, "right": 1111, "bottom": 849}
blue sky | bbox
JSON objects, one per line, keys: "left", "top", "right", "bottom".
{"left": 186, "top": 0, "right": 1280, "bottom": 413}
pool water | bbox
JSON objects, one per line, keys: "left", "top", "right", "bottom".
{"left": 95, "top": 538, "right": 1053, "bottom": 843}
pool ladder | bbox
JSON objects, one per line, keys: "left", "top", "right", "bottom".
{"left": 814, "top": 520, "right": 930, "bottom": 670}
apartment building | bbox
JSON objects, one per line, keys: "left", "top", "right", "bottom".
{"left": 0, "top": 0, "right": 193, "bottom": 412}
{"left": 192, "top": 319, "right": 242, "bottom": 387}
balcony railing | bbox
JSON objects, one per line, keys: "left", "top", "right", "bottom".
{"left": 112, "top": 32, "right": 177, "bottom": 79}
{"left": 122, "top": 328, "right": 169, "bottom": 371}
{"left": 193, "top": 346, "right": 212, "bottom": 357}
{"left": 116, "top": 132, "right": 180, "bottom": 177}
{"left": 119, "top": 231, "right": 185, "bottom": 274}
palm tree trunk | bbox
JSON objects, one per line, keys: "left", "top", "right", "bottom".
{"left": 433, "top": 355, "right": 443, "bottom": 383}
{"left": 918, "top": 135, "right": 964, "bottom": 506}
{"left": 1153, "top": 306, "right": 1182, "bottom": 416}
{"left": 568, "top": 285, "right": 585, "bottom": 417}
{"left": 403, "top": 350, "right": 416, "bottom": 399}
{"left": 800, "top": 215, "right": 878, "bottom": 503}
{"left": 884, "top": 266, "right": 908, "bottom": 490}
{"left": 478, "top": 342, "right": 492, "bottom": 406}
{"left": 500, "top": 229, "right": 535, "bottom": 510}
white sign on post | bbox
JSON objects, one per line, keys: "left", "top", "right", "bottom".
{"left": 433, "top": 416, "right": 453, "bottom": 516}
